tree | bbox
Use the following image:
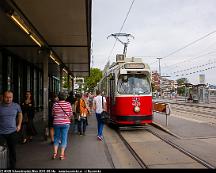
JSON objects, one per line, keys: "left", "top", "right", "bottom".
{"left": 176, "top": 78, "right": 188, "bottom": 95}
{"left": 63, "top": 75, "right": 69, "bottom": 89}
{"left": 84, "top": 68, "right": 103, "bottom": 92}
{"left": 176, "top": 78, "right": 188, "bottom": 85}
{"left": 151, "top": 82, "right": 156, "bottom": 92}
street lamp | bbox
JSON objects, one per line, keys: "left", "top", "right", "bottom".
{"left": 156, "top": 58, "right": 162, "bottom": 94}
{"left": 156, "top": 58, "right": 162, "bottom": 75}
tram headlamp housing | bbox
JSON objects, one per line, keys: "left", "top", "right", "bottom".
{"left": 134, "top": 106, "right": 140, "bottom": 113}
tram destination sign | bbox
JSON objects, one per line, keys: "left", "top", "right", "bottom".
{"left": 124, "top": 63, "right": 145, "bottom": 69}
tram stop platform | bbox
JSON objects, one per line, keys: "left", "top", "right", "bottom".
{"left": 16, "top": 103, "right": 216, "bottom": 169}
{"left": 153, "top": 112, "right": 216, "bottom": 139}
{"left": 16, "top": 114, "right": 113, "bottom": 169}
{"left": 153, "top": 108, "right": 216, "bottom": 167}
{"left": 153, "top": 97, "right": 216, "bottom": 138}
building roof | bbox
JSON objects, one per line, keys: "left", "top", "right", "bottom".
{"left": 0, "top": 0, "right": 92, "bottom": 77}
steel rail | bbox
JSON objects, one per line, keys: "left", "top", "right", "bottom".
{"left": 173, "top": 107, "right": 216, "bottom": 118}
{"left": 169, "top": 102, "right": 216, "bottom": 109}
{"left": 147, "top": 128, "right": 215, "bottom": 169}
{"left": 116, "top": 129, "right": 148, "bottom": 168}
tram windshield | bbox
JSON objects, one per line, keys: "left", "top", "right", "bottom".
{"left": 118, "top": 74, "right": 151, "bottom": 95}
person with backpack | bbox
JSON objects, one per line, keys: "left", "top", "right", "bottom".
{"left": 75, "top": 93, "right": 89, "bottom": 136}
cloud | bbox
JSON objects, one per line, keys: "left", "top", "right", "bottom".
{"left": 92, "top": 0, "right": 216, "bottom": 84}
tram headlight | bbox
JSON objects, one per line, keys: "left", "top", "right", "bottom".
{"left": 134, "top": 106, "right": 140, "bottom": 113}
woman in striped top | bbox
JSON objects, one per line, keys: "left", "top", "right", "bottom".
{"left": 52, "top": 92, "right": 73, "bottom": 160}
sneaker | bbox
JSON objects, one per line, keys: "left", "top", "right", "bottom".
{"left": 97, "top": 136, "right": 103, "bottom": 141}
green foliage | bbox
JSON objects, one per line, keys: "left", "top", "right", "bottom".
{"left": 84, "top": 68, "right": 103, "bottom": 92}
{"left": 176, "top": 78, "right": 188, "bottom": 96}
{"left": 176, "top": 78, "right": 188, "bottom": 85}
{"left": 63, "top": 75, "right": 69, "bottom": 89}
{"left": 151, "top": 82, "right": 155, "bottom": 92}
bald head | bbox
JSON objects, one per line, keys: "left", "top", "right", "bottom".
{"left": 3, "top": 91, "right": 13, "bottom": 104}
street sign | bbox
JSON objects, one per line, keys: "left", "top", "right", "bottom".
{"left": 74, "top": 83, "right": 79, "bottom": 89}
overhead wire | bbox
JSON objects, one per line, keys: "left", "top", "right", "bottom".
{"left": 150, "top": 29, "right": 216, "bottom": 66}
{"left": 164, "top": 50, "right": 216, "bottom": 71}
{"left": 106, "top": 0, "right": 136, "bottom": 63}
{"left": 166, "top": 58, "right": 216, "bottom": 75}
{"left": 162, "top": 30, "right": 216, "bottom": 60}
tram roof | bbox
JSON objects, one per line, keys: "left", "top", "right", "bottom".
{"left": 0, "top": 0, "right": 91, "bottom": 77}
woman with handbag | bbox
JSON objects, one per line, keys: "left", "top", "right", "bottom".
{"left": 93, "top": 90, "right": 107, "bottom": 141}
{"left": 52, "top": 92, "right": 73, "bottom": 160}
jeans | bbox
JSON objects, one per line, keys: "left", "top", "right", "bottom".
{"left": 78, "top": 117, "right": 87, "bottom": 134}
{"left": 96, "top": 113, "right": 104, "bottom": 137}
{"left": 72, "top": 119, "right": 78, "bottom": 134}
{"left": 53, "top": 124, "right": 70, "bottom": 148}
{"left": 0, "top": 131, "right": 18, "bottom": 169}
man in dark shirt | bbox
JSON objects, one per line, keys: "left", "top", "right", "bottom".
{"left": 0, "top": 91, "right": 23, "bottom": 169}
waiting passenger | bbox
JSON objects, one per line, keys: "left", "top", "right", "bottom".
{"left": 0, "top": 91, "right": 23, "bottom": 168}
{"left": 187, "top": 93, "right": 193, "bottom": 102}
{"left": 21, "top": 91, "right": 37, "bottom": 144}
{"left": 93, "top": 90, "right": 107, "bottom": 141}
{"left": 52, "top": 92, "right": 72, "bottom": 160}
{"left": 75, "top": 93, "right": 89, "bottom": 136}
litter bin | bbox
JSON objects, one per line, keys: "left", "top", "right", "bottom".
{"left": 0, "top": 145, "right": 8, "bottom": 168}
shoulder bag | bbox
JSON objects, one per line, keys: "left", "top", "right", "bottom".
{"left": 100, "top": 96, "right": 109, "bottom": 123}
{"left": 57, "top": 102, "right": 72, "bottom": 121}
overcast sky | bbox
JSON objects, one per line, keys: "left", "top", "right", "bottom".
{"left": 92, "top": 0, "right": 216, "bottom": 85}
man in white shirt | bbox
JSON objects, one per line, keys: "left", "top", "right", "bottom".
{"left": 93, "top": 90, "right": 107, "bottom": 141}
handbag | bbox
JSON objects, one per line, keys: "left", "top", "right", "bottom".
{"left": 100, "top": 96, "right": 109, "bottom": 123}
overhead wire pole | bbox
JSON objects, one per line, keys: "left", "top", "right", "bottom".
{"left": 157, "top": 58, "right": 162, "bottom": 76}
{"left": 156, "top": 58, "right": 162, "bottom": 93}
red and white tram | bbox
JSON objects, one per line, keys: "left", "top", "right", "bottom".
{"left": 97, "top": 54, "right": 153, "bottom": 126}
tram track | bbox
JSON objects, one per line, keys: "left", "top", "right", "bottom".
{"left": 173, "top": 107, "right": 216, "bottom": 119}
{"left": 146, "top": 125, "right": 215, "bottom": 169}
{"left": 169, "top": 104, "right": 216, "bottom": 125}
{"left": 116, "top": 128, "right": 148, "bottom": 168}
{"left": 113, "top": 124, "right": 215, "bottom": 169}
{"left": 168, "top": 101, "right": 216, "bottom": 110}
